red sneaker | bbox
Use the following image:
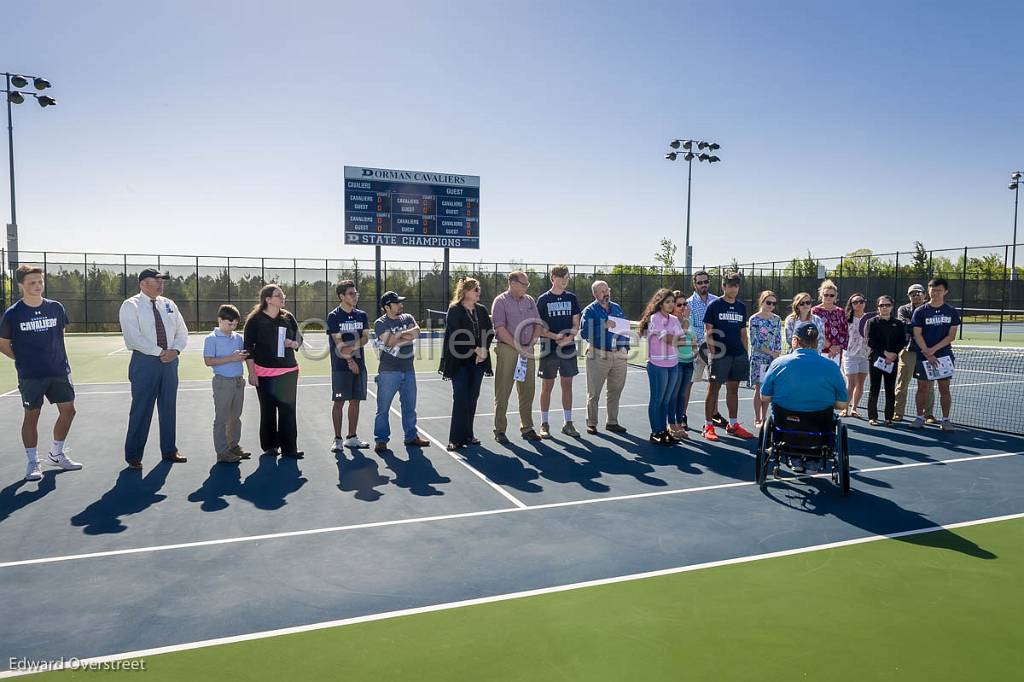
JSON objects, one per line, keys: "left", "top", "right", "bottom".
{"left": 702, "top": 424, "right": 719, "bottom": 442}
{"left": 727, "top": 423, "right": 755, "bottom": 439}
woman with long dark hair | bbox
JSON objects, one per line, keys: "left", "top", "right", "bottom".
{"left": 667, "top": 291, "right": 696, "bottom": 439}
{"left": 243, "top": 284, "right": 304, "bottom": 458}
{"left": 843, "top": 292, "right": 869, "bottom": 417}
{"left": 439, "top": 277, "right": 494, "bottom": 451}
{"left": 639, "top": 288, "right": 683, "bottom": 445}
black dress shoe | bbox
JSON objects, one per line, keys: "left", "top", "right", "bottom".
{"left": 126, "top": 460, "right": 143, "bottom": 470}
{"left": 162, "top": 452, "right": 187, "bottom": 463}
{"left": 606, "top": 424, "right": 627, "bottom": 434}
{"left": 281, "top": 450, "right": 305, "bottom": 459}
{"left": 586, "top": 425, "right": 598, "bottom": 435}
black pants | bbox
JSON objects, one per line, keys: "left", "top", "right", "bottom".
{"left": 256, "top": 371, "right": 298, "bottom": 455}
{"left": 449, "top": 362, "right": 486, "bottom": 445}
{"left": 868, "top": 364, "right": 897, "bottom": 421}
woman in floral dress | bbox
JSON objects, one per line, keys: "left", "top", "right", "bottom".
{"left": 748, "top": 290, "right": 782, "bottom": 428}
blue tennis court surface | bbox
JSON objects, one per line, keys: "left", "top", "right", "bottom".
{"left": 2, "top": 369, "right": 1024, "bottom": 672}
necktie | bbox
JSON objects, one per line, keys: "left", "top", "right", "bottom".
{"left": 152, "top": 299, "right": 168, "bottom": 350}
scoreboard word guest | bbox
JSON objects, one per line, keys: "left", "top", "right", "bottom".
{"left": 344, "top": 166, "right": 480, "bottom": 249}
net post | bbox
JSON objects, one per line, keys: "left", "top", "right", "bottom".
{"left": 959, "top": 246, "right": 968, "bottom": 340}
{"left": 83, "top": 253, "right": 89, "bottom": 332}
{"left": 1000, "top": 245, "right": 1008, "bottom": 342}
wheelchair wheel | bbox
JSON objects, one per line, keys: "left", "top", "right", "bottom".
{"left": 837, "top": 423, "right": 851, "bottom": 496}
{"left": 755, "top": 416, "right": 773, "bottom": 489}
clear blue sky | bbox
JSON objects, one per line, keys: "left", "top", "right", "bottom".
{"left": 3, "top": 0, "right": 1022, "bottom": 268}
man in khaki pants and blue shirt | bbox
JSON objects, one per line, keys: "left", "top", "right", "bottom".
{"left": 580, "top": 280, "right": 629, "bottom": 435}
{"left": 491, "top": 271, "right": 543, "bottom": 443}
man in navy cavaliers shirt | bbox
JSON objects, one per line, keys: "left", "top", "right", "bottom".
{"left": 0, "top": 265, "right": 83, "bottom": 481}
{"left": 536, "top": 265, "right": 582, "bottom": 438}
{"left": 908, "top": 277, "right": 961, "bottom": 432}
{"left": 328, "top": 280, "right": 371, "bottom": 451}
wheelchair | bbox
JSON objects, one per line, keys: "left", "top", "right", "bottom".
{"left": 755, "top": 404, "right": 850, "bottom": 495}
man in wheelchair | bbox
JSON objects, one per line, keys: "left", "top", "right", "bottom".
{"left": 759, "top": 322, "right": 849, "bottom": 473}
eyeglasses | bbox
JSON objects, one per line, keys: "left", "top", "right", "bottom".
{"left": 878, "top": 303, "right": 893, "bottom": 308}
{"left": 513, "top": 279, "right": 528, "bottom": 286}
{"left": 765, "top": 301, "right": 777, "bottom": 306}
{"left": 270, "top": 292, "right": 285, "bottom": 299}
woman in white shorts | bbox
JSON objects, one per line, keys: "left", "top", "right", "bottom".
{"left": 843, "top": 293, "right": 870, "bottom": 417}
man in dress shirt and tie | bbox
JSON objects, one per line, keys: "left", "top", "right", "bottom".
{"left": 119, "top": 268, "right": 190, "bottom": 469}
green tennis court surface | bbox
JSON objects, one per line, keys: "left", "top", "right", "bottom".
{"left": 30, "top": 516, "right": 1024, "bottom": 681}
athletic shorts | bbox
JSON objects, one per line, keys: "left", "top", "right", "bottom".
{"left": 332, "top": 369, "right": 368, "bottom": 401}
{"left": 913, "top": 352, "right": 954, "bottom": 381}
{"left": 709, "top": 353, "right": 749, "bottom": 384}
{"left": 844, "top": 354, "right": 870, "bottom": 375}
{"left": 538, "top": 348, "right": 579, "bottom": 379}
{"left": 19, "top": 375, "right": 75, "bottom": 411}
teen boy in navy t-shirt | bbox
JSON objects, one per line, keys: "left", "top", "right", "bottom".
{"left": 701, "top": 272, "right": 753, "bottom": 441}
{"left": 909, "top": 277, "right": 961, "bottom": 432}
{"left": 0, "top": 265, "right": 83, "bottom": 481}
{"left": 327, "top": 280, "right": 370, "bottom": 451}
{"left": 535, "top": 265, "right": 582, "bottom": 438}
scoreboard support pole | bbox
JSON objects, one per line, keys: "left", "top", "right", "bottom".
{"left": 375, "top": 245, "right": 382, "bottom": 315}
{"left": 443, "top": 247, "right": 450, "bottom": 308}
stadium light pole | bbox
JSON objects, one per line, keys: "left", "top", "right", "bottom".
{"left": 4, "top": 71, "right": 57, "bottom": 272}
{"left": 665, "top": 139, "right": 720, "bottom": 276}
{"left": 1010, "top": 170, "right": 1022, "bottom": 281}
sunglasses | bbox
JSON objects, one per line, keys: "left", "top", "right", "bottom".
{"left": 798, "top": 301, "right": 811, "bottom": 306}
{"left": 765, "top": 301, "right": 777, "bottom": 306}
{"left": 695, "top": 280, "right": 710, "bottom": 285}
{"left": 852, "top": 299, "right": 865, "bottom": 305}
{"left": 878, "top": 303, "right": 893, "bottom": 308}
{"left": 822, "top": 293, "right": 837, "bottom": 298}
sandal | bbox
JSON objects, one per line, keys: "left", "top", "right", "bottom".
{"left": 447, "top": 442, "right": 464, "bottom": 451}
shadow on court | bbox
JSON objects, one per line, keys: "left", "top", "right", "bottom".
{"left": 186, "top": 455, "right": 309, "bottom": 512}
{"left": 0, "top": 470, "right": 65, "bottom": 524}
{"left": 71, "top": 461, "right": 173, "bottom": 535}
{"left": 378, "top": 447, "right": 451, "bottom": 497}
{"left": 336, "top": 450, "right": 389, "bottom": 502}
{"left": 761, "top": 477, "right": 997, "bottom": 560}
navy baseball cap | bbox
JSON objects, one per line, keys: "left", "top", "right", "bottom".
{"left": 795, "top": 322, "right": 819, "bottom": 341}
{"left": 138, "top": 268, "right": 170, "bottom": 281}
{"left": 380, "top": 291, "right": 406, "bottom": 307}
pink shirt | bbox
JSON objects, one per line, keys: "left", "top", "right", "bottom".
{"left": 646, "top": 312, "right": 683, "bottom": 368}
{"left": 491, "top": 290, "right": 541, "bottom": 347}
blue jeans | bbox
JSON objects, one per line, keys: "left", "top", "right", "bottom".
{"left": 373, "top": 370, "right": 418, "bottom": 443}
{"left": 646, "top": 363, "right": 678, "bottom": 433}
{"left": 124, "top": 351, "right": 179, "bottom": 462}
{"left": 669, "top": 361, "right": 694, "bottom": 423}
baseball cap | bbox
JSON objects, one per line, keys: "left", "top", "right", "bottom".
{"left": 795, "top": 322, "right": 819, "bottom": 341}
{"left": 907, "top": 284, "right": 925, "bottom": 295}
{"left": 379, "top": 291, "right": 406, "bottom": 307}
{"left": 138, "top": 268, "right": 170, "bottom": 281}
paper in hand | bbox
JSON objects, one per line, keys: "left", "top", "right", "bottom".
{"left": 607, "top": 317, "right": 632, "bottom": 337}
{"left": 873, "top": 356, "right": 894, "bottom": 374}
{"left": 514, "top": 355, "right": 529, "bottom": 382}
{"left": 277, "top": 327, "right": 286, "bottom": 358}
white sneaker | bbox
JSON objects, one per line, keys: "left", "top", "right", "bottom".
{"left": 48, "top": 451, "right": 83, "bottom": 471}
{"left": 25, "top": 461, "right": 42, "bottom": 481}
{"left": 331, "top": 439, "right": 344, "bottom": 453}
{"left": 343, "top": 436, "right": 370, "bottom": 449}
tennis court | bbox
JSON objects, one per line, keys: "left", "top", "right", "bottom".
{"left": 1, "top": 335, "right": 1023, "bottom": 679}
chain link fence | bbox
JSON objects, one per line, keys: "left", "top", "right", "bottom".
{"left": 1, "top": 245, "right": 1022, "bottom": 342}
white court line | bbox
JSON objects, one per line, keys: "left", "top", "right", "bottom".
{"left": 2, "top": 510, "right": 1022, "bottom": 678}
{"left": 952, "top": 379, "right": 1024, "bottom": 389}
{"left": 365, "top": 384, "right": 528, "bottom": 510}
{"left": 1, "top": 450, "right": 1020, "bottom": 571}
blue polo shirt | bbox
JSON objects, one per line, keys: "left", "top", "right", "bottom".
{"left": 760, "top": 349, "right": 848, "bottom": 412}
{"left": 203, "top": 328, "right": 245, "bottom": 378}
{"left": 580, "top": 300, "right": 630, "bottom": 351}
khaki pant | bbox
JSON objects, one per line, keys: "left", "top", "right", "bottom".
{"left": 692, "top": 351, "right": 709, "bottom": 383}
{"left": 586, "top": 347, "right": 628, "bottom": 427}
{"left": 212, "top": 375, "right": 245, "bottom": 455}
{"left": 493, "top": 343, "right": 536, "bottom": 434}
{"left": 894, "top": 348, "right": 934, "bottom": 418}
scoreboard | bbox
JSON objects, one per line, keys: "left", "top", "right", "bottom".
{"left": 344, "top": 166, "right": 480, "bottom": 249}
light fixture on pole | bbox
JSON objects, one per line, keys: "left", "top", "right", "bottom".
{"left": 1010, "top": 170, "right": 1022, "bottom": 281}
{"left": 665, "top": 138, "right": 720, "bottom": 276}
{"left": 3, "top": 71, "right": 57, "bottom": 272}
